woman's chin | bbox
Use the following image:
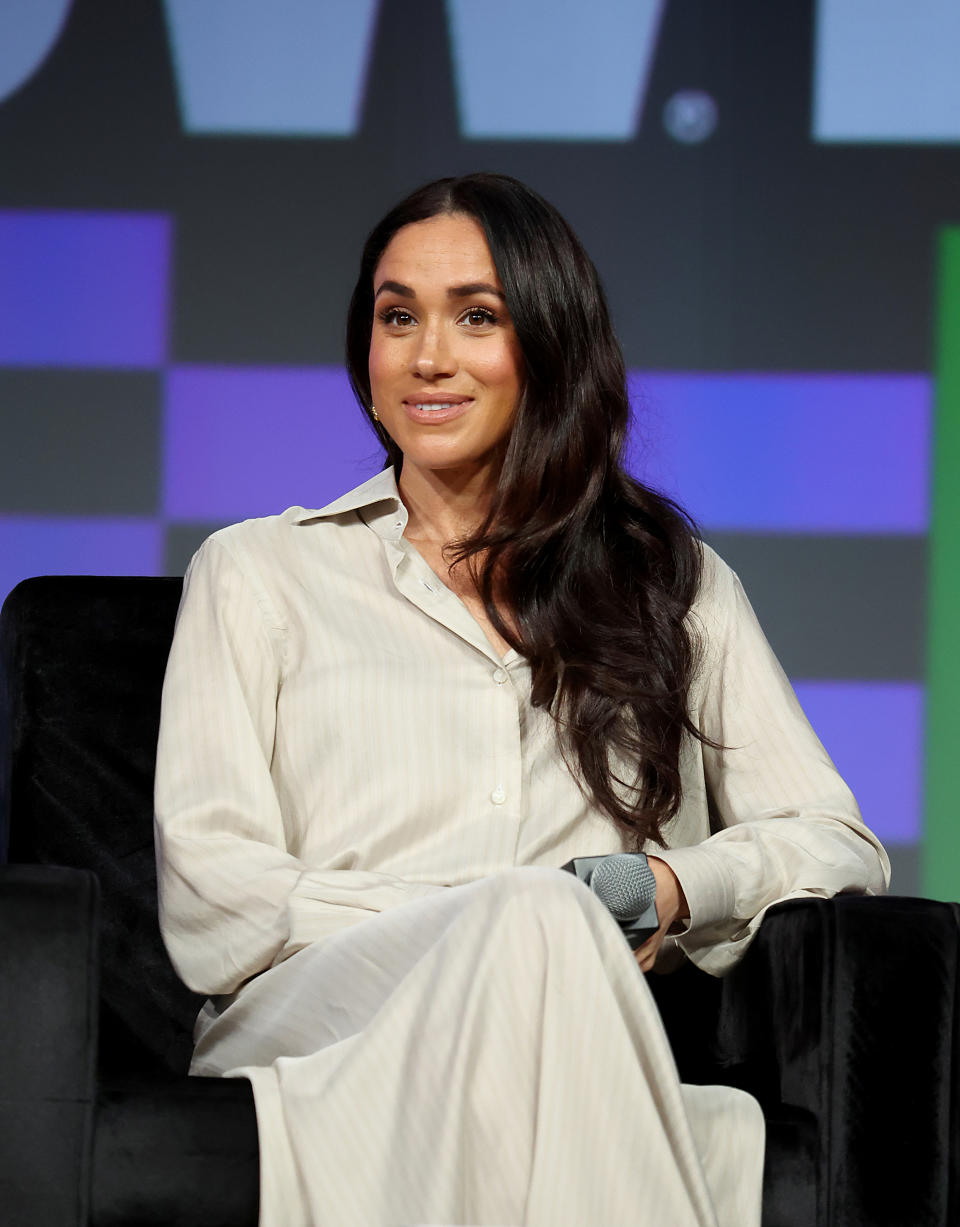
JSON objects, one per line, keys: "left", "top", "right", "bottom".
{"left": 398, "top": 445, "right": 505, "bottom": 482}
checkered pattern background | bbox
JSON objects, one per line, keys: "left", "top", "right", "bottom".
{"left": 3, "top": 0, "right": 957, "bottom": 895}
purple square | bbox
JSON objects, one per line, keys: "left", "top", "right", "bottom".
{"left": 0, "top": 211, "right": 171, "bottom": 367}
{"left": 792, "top": 680, "right": 923, "bottom": 843}
{"left": 162, "top": 365, "right": 382, "bottom": 521}
{"left": 628, "top": 372, "right": 930, "bottom": 533}
{"left": 0, "top": 517, "right": 163, "bottom": 608}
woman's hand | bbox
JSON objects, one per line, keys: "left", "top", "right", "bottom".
{"left": 633, "top": 857, "right": 689, "bottom": 973}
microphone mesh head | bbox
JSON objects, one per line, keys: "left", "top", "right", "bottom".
{"left": 589, "top": 854, "right": 657, "bottom": 921}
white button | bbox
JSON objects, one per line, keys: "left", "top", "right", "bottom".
{"left": 490, "top": 786, "right": 506, "bottom": 805}
{"left": 394, "top": 520, "right": 403, "bottom": 530}
{"left": 493, "top": 668, "right": 508, "bottom": 685}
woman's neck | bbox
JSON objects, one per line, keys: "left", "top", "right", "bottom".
{"left": 398, "top": 460, "right": 497, "bottom": 547}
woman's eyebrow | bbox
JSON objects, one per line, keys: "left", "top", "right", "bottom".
{"left": 373, "top": 279, "right": 506, "bottom": 301}
{"left": 447, "top": 282, "right": 505, "bottom": 301}
{"left": 374, "top": 279, "right": 414, "bottom": 300}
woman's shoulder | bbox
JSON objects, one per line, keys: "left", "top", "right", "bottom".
{"left": 684, "top": 540, "right": 751, "bottom": 662}
{"left": 201, "top": 505, "right": 315, "bottom": 552}
{"left": 190, "top": 505, "right": 365, "bottom": 609}
{"left": 185, "top": 507, "right": 313, "bottom": 580}
{"left": 194, "top": 468, "right": 400, "bottom": 571}
{"left": 691, "top": 540, "right": 737, "bottom": 614}
{"left": 183, "top": 484, "right": 390, "bottom": 616}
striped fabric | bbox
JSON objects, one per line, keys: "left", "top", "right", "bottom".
{"left": 154, "top": 465, "right": 889, "bottom": 1226}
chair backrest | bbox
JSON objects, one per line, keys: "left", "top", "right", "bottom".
{"left": 0, "top": 575, "right": 200, "bottom": 1076}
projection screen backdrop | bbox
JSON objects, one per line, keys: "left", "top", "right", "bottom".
{"left": 1, "top": 0, "right": 958, "bottom": 897}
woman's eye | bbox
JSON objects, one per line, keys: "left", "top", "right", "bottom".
{"left": 377, "top": 305, "right": 497, "bottom": 328}
{"left": 462, "top": 307, "right": 497, "bottom": 327}
{"left": 380, "top": 307, "right": 415, "bottom": 327}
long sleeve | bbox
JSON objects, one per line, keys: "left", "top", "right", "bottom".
{"left": 154, "top": 535, "right": 445, "bottom": 996}
{"left": 655, "top": 546, "right": 890, "bottom": 976}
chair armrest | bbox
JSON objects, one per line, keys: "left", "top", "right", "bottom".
{"left": 93, "top": 1076, "right": 259, "bottom": 1226}
{"left": 0, "top": 864, "right": 99, "bottom": 1227}
{"left": 717, "top": 895, "right": 960, "bottom": 1227}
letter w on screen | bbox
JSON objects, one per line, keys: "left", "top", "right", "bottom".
{"left": 162, "top": 0, "right": 667, "bottom": 141}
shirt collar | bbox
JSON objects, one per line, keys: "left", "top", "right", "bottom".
{"left": 293, "top": 466, "right": 407, "bottom": 541}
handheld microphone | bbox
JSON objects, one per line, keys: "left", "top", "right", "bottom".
{"left": 560, "top": 853, "right": 659, "bottom": 950}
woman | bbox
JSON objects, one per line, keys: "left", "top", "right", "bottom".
{"left": 154, "top": 172, "right": 889, "bottom": 1227}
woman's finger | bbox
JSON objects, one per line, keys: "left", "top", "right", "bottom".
{"left": 633, "top": 933, "right": 662, "bottom": 971}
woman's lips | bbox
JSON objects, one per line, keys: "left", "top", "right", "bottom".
{"left": 401, "top": 397, "right": 474, "bottom": 425}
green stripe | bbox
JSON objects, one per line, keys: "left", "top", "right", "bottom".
{"left": 923, "top": 227, "right": 960, "bottom": 900}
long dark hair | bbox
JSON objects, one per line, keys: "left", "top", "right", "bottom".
{"left": 346, "top": 172, "right": 708, "bottom": 850}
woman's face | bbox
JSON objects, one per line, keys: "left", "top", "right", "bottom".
{"left": 368, "top": 212, "right": 524, "bottom": 483}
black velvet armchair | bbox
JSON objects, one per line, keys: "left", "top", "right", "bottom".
{"left": 0, "top": 575, "right": 957, "bottom": 1227}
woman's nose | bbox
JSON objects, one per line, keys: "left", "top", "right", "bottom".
{"left": 413, "top": 321, "right": 456, "bottom": 379}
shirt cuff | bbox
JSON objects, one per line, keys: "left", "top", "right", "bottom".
{"left": 650, "top": 844, "right": 737, "bottom": 936}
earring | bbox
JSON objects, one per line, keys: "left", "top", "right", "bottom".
{"left": 371, "top": 404, "right": 379, "bottom": 422}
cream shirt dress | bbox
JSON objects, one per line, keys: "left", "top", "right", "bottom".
{"left": 154, "top": 466, "right": 890, "bottom": 1227}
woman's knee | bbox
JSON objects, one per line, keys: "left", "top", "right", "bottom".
{"left": 477, "top": 865, "right": 607, "bottom": 940}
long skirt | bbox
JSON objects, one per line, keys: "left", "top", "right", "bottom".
{"left": 190, "top": 867, "right": 765, "bottom": 1227}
